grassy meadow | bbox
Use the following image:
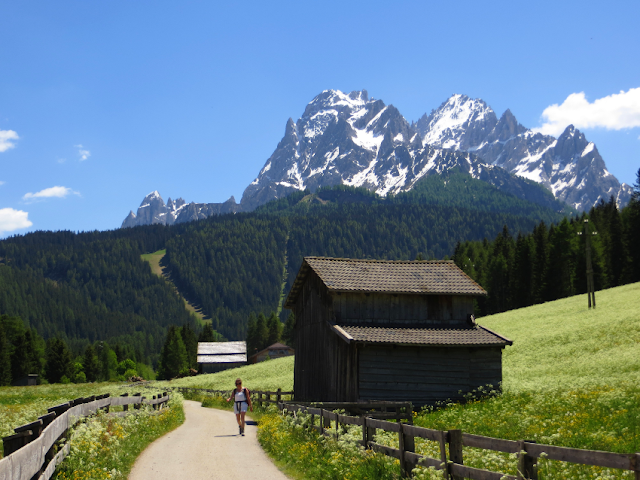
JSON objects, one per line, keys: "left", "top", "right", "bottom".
{"left": 256, "top": 283, "right": 640, "bottom": 479}
{"left": 160, "top": 355, "right": 294, "bottom": 392}
{"left": 2, "top": 283, "right": 637, "bottom": 479}
{"left": 0, "top": 382, "right": 184, "bottom": 480}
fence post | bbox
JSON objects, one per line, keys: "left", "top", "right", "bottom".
{"left": 448, "top": 429, "right": 463, "bottom": 480}
{"left": 121, "top": 393, "right": 129, "bottom": 412}
{"left": 277, "top": 388, "right": 282, "bottom": 403}
{"left": 258, "top": 392, "right": 262, "bottom": 408}
{"left": 133, "top": 392, "right": 142, "bottom": 410}
{"left": 438, "top": 431, "right": 449, "bottom": 480}
{"left": 319, "top": 409, "right": 325, "bottom": 436}
{"left": 365, "top": 417, "right": 376, "bottom": 449}
{"left": 631, "top": 453, "right": 640, "bottom": 480}
{"left": 397, "top": 424, "right": 411, "bottom": 478}
{"left": 517, "top": 441, "right": 538, "bottom": 480}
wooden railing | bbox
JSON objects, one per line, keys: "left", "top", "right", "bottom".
{"left": 171, "top": 386, "right": 294, "bottom": 406}
{"left": 0, "top": 392, "right": 170, "bottom": 480}
{"left": 280, "top": 403, "right": 640, "bottom": 480}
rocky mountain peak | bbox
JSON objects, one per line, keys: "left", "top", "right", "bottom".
{"left": 416, "top": 94, "right": 498, "bottom": 150}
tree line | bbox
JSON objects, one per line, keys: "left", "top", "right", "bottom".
{"left": 453, "top": 169, "right": 640, "bottom": 315}
{"left": 0, "top": 313, "right": 154, "bottom": 385}
{"left": 0, "top": 170, "right": 624, "bottom": 368}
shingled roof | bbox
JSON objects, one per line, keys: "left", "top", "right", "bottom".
{"left": 285, "top": 257, "right": 486, "bottom": 308}
{"left": 332, "top": 324, "right": 512, "bottom": 347}
{"left": 197, "top": 341, "right": 247, "bottom": 364}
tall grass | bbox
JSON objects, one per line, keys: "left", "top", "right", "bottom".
{"left": 255, "top": 283, "right": 640, "bottom": 479}
{"left": 0, "top": 383, "right": 184, "bottom": 479}
{"left": 53, "top": 394, "right": 184, "bottom": 480}
{"left": 160, "top": 355, "right": 294, "bottom": 392}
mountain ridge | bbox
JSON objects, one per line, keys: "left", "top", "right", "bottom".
{"left": 121, "top": 90, "right": 631, "bottom": 228}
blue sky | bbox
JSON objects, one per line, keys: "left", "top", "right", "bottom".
{"left": 1, "top": 0, "right": 639, "bottom": 237}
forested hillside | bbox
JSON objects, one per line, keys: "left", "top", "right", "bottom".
{"left": 0, "top": 226, "right": 198, "bottom": 364}
{"left": 454, "top": 190, "right": 640, "bottom": 316}
{"left": 0, "top": 171, "right": 618, "bottom": 361}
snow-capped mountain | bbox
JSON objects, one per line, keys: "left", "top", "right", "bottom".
{"left": 240, "top": 90, "right": 583, "bottom": 211}
{"left": 415, "top": 94, "right": 632, "bottom": 210}
{"left": 122, "top": 191, "right": 188, "bottom": 227}
{"left": 121, "top": 191, "right": 238, "bottom": 228}
{"left": 122, "top": 90, "right": 632, "bottom": 228}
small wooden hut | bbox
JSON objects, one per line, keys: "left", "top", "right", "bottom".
{"left": 197, "top": 341, "right": 247, "bottom": 373}
{"left": 249, "top": 342, "right": 295, "bottom": 364}
{"left": 284, "top": 257, "right": 512, "bottom": 407}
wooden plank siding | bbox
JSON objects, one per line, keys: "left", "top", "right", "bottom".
{"left": 293, "top": 270, "right": 358, "bottom": 402}
{"left": 358, "top": 346, "right": 504, "bottom": 407}
{"left": 332, "top": 292, "right": 475, "bottom": 326}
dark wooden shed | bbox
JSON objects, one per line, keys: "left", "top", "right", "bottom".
{"left": 284, "top": 257, "right": 512, "bottom": 407}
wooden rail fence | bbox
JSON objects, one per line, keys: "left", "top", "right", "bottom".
{"left": 171, "top": 386, "right": 294, "bottom": 406}
{"left": 279, "top": 403, "right": 640, "bottom": 480}
{"left": 0, "top": 391, "right": 170, "bottom": 480}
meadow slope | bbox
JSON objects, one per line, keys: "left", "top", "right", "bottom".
{"left": 480, "top": 281, "right": 640, "bottom": 392}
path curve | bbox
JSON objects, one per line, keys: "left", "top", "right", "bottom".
{"left": 128, "top": 400, "right": 288, "bottom": 480}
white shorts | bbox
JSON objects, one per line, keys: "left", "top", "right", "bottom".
{"left": 234, "top": 401, "right": 248, "bottom": 414}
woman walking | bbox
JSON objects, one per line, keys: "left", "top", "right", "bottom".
{"left": 226, "top": 377, "right": 253, "bottom": 435}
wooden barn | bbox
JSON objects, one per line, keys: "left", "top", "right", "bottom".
{"left": 284, "top": 257, "right": 513, "bottom": 407}
{"left": 197, "top": 341, "right": 247, "bottom": 373}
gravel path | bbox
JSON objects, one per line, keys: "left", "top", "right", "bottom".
{"left": 128, "top": 400, "right": 289, "bottom": 480}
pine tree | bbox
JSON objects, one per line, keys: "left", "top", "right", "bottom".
{"left": 198, "top": 323, "right": 216, "bottom": 342}
{"left": 83, "top": 344, "right": 101, "bottom": 382}
{"left": 245, "top": 313, "right": 258, "bottom": 356}
{"left": 282, "top": 313, "right": 295, "bottom": 347}
{"left": 181, "top": 323, "right": 198, "bottom": 370}
{"left": 266, "top": 312, "right": 282, "bottom": 346}
{"left": 512, "top": 234, "right": 535, "bottom": 309}
{"left": 157, "top": 326, "right": 188, "bottom": 380}
{"left": 0, "top": 321, "right": 11, "bottom": 386}
{"left": 255, "top": 313, "right": 268, "bottom": 352}
{"left": 45, "top": 338, "right": 73, "bottom": 384}
{"left": 99, "top": 343, "right": 118, "bottom": 381}
{"left": 623, "top": 168, "right": 640, "bottom": 282}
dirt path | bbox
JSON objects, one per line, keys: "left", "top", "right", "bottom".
{"left": 128, "top": 400, "right": 289, "bottom": 480}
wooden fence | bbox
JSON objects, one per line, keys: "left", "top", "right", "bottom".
{"left": 171, "top": 386, "right": 294, "bottom": 407}
{"left": 279, "top": 403, "right": 640, "bottom": 480}
{"left": 0, "top": 392, "right": 170, "bottom": 480}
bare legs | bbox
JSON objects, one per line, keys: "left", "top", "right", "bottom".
{"left": 235, "top": 411, "right": 246, "bottom": 435}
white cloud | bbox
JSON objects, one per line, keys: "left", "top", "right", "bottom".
{"left": 0, "top": 181, "right": 5, "bottom": 186}
{"left": 536, "top": 87, "right": 640, "bottom": 136}
{"left": 23, "top": 186, "right": 80, "bottom": 202}
{"left": 0, "top": 130, "right": 19, "bottom": 152}
{"left": 0, "top": 208, "right": 32, "bottom": 235}
{"left": 75, "top": 144, "right": 91, "bottom": 161}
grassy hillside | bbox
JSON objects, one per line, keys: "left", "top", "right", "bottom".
{"left": 481, "top": 281, "right": 640, "bottom": 392}
{"left": 162, "top": 356, "right": 294, "bottom": 392}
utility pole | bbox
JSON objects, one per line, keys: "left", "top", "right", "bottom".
{"left": 577, "top": 219, "right": 598, "bottom": 308}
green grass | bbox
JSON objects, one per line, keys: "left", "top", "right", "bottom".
{"left": 404, "top": 282, "right": 640, "bottom": 478}
{"left": 0, "top": 382, "right": 184, "bottom": 480}
{"left": 249, "top": 283, "right": 640, "bottom": 479}
{"left": 481, "top": 281, "right": 640, "bottom": 392}
{"left": 53, "top": 394, "right": 184, "bottom": 480}
{"left": 159, "top": 355, "right": 294, "bottom": 392}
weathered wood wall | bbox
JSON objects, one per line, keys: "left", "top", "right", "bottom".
{"left": 293, "top": 270, "right": 357, "bottom": 402}
{"left": 358, "top": 345, "right": 503, "bottom": 407}
{"left": 332, "top": 293, "right": 475, "bottom": 326}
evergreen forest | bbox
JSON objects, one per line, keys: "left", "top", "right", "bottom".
{"left": 1, "top": 170, "right": 638, "bottom": 382}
